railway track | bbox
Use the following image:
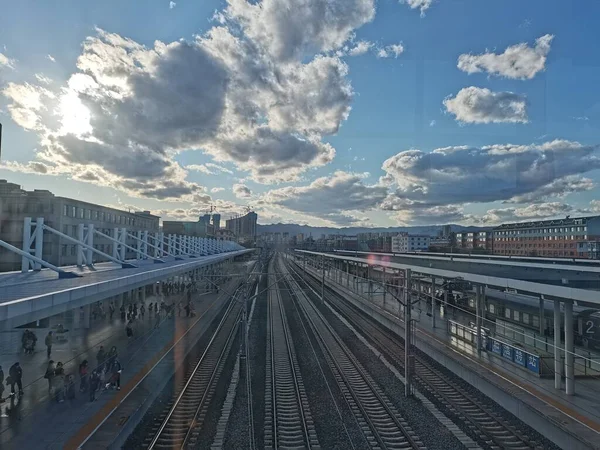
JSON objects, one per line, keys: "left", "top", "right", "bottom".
{"left": 264, "top": 265, "right": 320, "bottom": 449}
{"left": 145, "top": 288, "right": 243, "bottom": 449}
{"left": 287, "top": 256, "right": 542, "bottom": 450}
{"left": 278, "top": 257, "right": 425, "bottom": 450}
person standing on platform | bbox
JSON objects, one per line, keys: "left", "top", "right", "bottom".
{"left": 120, "top": 304, "right": 126, "bottom": 322}
{"left": 79, "top": 360, "right": 89, "bottom": 392}
{"left": 45, "top": 331, "right": 53, "bottom": 358}
{"left": 0, "top": 365, "right": 5, "bottom": 402}
{"left": 154, "top": 310, "right": 161, "bottom": 329}
{"left": 89, "top": 370, "right": 100, "bottom": 402}
{"left": 107, "top": 346, "right": 118, "bottom": 367}
{"left": 9, "top": 362, "right": 23, "bottom": 396}
{"left": 148, "top": 302, "right": 153, "bottom": 317}
{"left": 109, "top": 358, "right": 122, "bottom": 390}
{"left": 66, "top": 374, "right": 76, "bottom": 400}
{"left": 109, "top": 301, "right": 115, "bottom": 320}
{"left": 126, "top": 320, "right": 133, "bottom": 339}
{"left": 44, "top": 360, "right": 55, "bottom": 394}
{"left": 178, "top": 301, "right": 183, "bottom": 317}
{"left": 140, "top": 303, "right": 145, "bottom": 320}
{"left": 96, "top": 346, "right": 106, "bottom": 372}
{"left": 53, "top": 362, "right": 65, "bottom": 402}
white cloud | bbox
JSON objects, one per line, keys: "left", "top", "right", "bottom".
{"left": 376, "top": 43, "right": 404, "bottom": 59}
{"left": 572, "top": 116, "right": 589, "bottom": 121}
{"left": 429, "top": 120, "right": 436, "bottom": 127}
{"left": 224, "top": 0, "right": 375, "bottom": 61}
{"left": 392, "top": 204, "right": 469, "bottom": 226}
{"left": 443, "top": 87, "right": 528, "bottom": 124}
{"left": 400, "top": 0, "right": 433, "bottom": 17}
{"left": 211, "top": 187, "right": 225, "bottom": 193}
{"left": 0, "top": 52, "right": 15, "bottom": 69}
{"left": 481, "top": 202, "right": 575, "bottom": 224}
{"left": 205, "top": 162, "right": 233, "bottom": 174}
{"left": 34, "top": 73, "right": 53, "bottom": 85}
{"left": 233, "top": 183, "right": 252, "bottom": 198}
{"left": 46, "top": 54, "right": 56, "bottom": 62}
{"left": 2, "top": 82, "right": 57, "bottom": 131}
{"left": 187, "top": 163, "right": 234, "bottom": 175}
{"left": 186, "top": 164, "right": 213, "bottom": 175}
{"left": 347, "top": 40, "right": 373, "bottom": 56}
{"left": 505, "top": 176, "right": 594, "bottom": 203}
{"left": 2, "top": 4, "right": 363, "bottom": 195}
{"left": 590, "top": 200, "right": 600, "bottom": 213}
{"left": 261, "top": 170, "right": 387, "bottom": 225}
{"left": 381, "top": 139, "right": 600, "bottom": 209}
{"left": 457, "top": 34, "right": 554, "bottom": 80}
{"left": 169, "top": 1, "right": 176, "bottom": 9}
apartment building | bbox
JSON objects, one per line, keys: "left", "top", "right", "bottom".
{"left": 225, "top": 211, "right": 258, "bottom": 240}
{"left": 391, "top": 233, "right": 430, "bottom": 252}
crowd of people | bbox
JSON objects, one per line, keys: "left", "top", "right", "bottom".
{"left": 2, "top": 280, "right": 206, "bottom": 407}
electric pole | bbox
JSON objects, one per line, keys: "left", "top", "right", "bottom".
{"left": 405, "top": 268, "right": 413, "bottom": 397}
{"left": 321, "top": 255, "right": 325, "bottom": 302}
{"left": 241, "top": 279, "right": 248, "bottom": 358}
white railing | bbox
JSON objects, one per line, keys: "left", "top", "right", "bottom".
{"left": 15, "top": 217, "right": 243, "bottom": 277}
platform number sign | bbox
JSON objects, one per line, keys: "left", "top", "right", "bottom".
{"left": 502, "top": 344, "right": 513, "bottom": 360}
{"left": 586, "top": 320, "right": 595, "bottom": 335}
{"left": 513, "top": 348, "right": 526, "bottom": 367}
{"left": 526, "top": 354, "right": 540, "bottom": 374}
{"left": 491, "top": 339, "right": 502, "bottom": 355}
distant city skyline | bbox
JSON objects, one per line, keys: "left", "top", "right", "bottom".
{"left": 1, "top": 1, "right": 599, "bottom": 228}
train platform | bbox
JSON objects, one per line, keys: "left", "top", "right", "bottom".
{"left": 0, "top": 262, "right": 250, "bottom": 449}
{"left": 301, "top": 262, "right": 600, "bottom": 449}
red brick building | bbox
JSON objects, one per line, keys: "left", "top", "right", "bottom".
{"left": 493, "top": 215, "right": 600, "bottom": 258}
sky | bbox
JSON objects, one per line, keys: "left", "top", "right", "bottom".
{"left": 0, "top": 0, "right": 599, "bottom": 228}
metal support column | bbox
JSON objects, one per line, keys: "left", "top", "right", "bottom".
{"left": 565, "top": 301, "right": 575, "bottom": 395}
{"left": 303, "top": 254, "right": 306, "bottom": 283}
{"left": 431, "top": 276, "right": 436, "bottom": 329}
{"left": 443, "top": 289, "right": 448, "bottom": 320}
{"left": 321, "top": 255, "right": 325, "bottom": 302}
{"left": 86, "top": 224, "right": 94, "bottom": 265}
{"left": 382, "top": 266, "right": 386, "bottom": 308}
{"left": 83, "top": 304, "right": 91, "bottom": 329}
{"left": 34, "top": 217, "right": 44, "bottom": 270}
{"left": 554, "top": 299, "right": 562, "bottom": 389}
{"left": 539, "top": 295, "right": 545, "bottom": 336}
{"left": 346, "top": 260, "right": 349, "bottom": 286}
{"left": 405, "top": 268, "right": 412, "bottom": 397}
{"left": 476, "top": 285, "right": 482, "bottom": 354}
{"left": 367, "top": 265, "right": 372, "bottom": 300}
{"left": 73, "top": 306, "right": 81, "bottom": 329}
{"left": 77, "top": 224, "right": 85, "bottom": 268}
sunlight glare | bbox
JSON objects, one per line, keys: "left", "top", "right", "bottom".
{"left": 58, "top": 91, "right": 92, "bottom": 136}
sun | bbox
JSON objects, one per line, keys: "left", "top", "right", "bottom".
{"left": 58, "top": 91, "right": 92, "bottom": 136}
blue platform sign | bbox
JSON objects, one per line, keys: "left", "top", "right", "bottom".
{"left": 526, "top": 354, "right": 540, "bottom": 374}
{"left": 491, "top": 339, "right": 502, "bottom": 355}
{"left": 513, "top": 348, "right": 526, "bottom": 367}
{"left": 502, "top": 343, "right": 513, "bottom": 360}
